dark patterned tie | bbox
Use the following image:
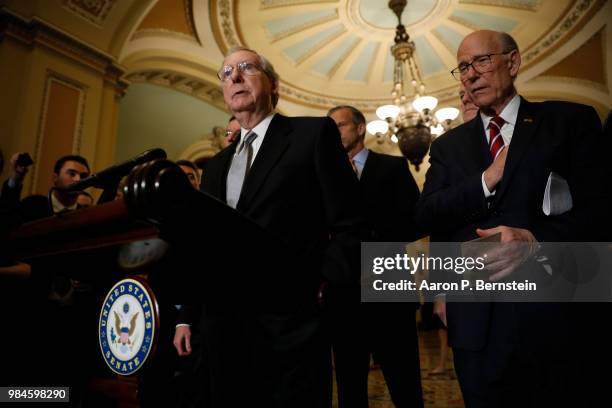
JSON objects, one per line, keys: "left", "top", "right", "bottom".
{"left": 226, "top": 131, "right": 258, "bottom": 209}
{"left": 489, "top": 116, "right": 505, "bottom": 160}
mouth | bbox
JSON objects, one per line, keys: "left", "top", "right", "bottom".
{"left": 232, "top": 90, "right": 247, "bottom": 98}
{"left": 471, "top": 85, "right": 487, "bottom": 95}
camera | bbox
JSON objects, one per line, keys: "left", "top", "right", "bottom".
{"left": 16, "top": 152, "right": 33, "bottom": 167}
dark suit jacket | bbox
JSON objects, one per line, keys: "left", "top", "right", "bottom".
{"left": 200, "top": 114, "right": 366, "bottom": 294}
{"left": 184, "top": 114, "right": 366, "bottom": 406}
{"left": 416, "top": 98, "right": 605, "bottom": 350}
{"left": 360, "top": 150, "right": 420, "bottom": 242}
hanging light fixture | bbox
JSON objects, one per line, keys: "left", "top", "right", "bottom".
{"left": 367, "top": 0, "right": 459, "bottom": 171}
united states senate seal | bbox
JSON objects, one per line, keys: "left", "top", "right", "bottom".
{"left": 98, "top": 278, "right": 158, "bottom": 375}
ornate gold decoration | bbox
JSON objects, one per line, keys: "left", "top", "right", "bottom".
{"left": 0, "top": 10, "right": 125, "bottom": 95}
{"left": 62, "top": 0, "right": 117, "bottom": 26}
{"left": 522, "top": 0, "right": 601, "bottom": 65}
{"left": 458, "top": 0, "right": 540, "bottom": 11}
{"left": 260, "top": 0, "right": 337, "bottom": 9}
{"left": 125, "top": 70, "right": 226, "bottom": 112}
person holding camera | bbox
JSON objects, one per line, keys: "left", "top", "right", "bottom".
{"left": 0, "top": 151, "right": 32, "bottom": 210}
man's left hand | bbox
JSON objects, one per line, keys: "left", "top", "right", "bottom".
{"left": 476, "top": 226, "right": 538, "bottom": 281}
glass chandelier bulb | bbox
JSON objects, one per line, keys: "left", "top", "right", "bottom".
{"left": 413, "top": 96, "right": 438, "bottom": 113}
{"left": 366, "top": 120, "right": 389, "bottom": 135}
{"left": 435, "top": 107, "right": 460, "bottom": 122}
{"left": 376, "top": 105, "right": 401, "bottom": 120}
{"left": 430, "top": 124, "right": 444, "bottom": 136}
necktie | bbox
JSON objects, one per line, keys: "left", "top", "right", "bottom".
{"left": 350, "top": 158, "right": 358, "bottom": 176}
{"left": 226, "top": 131, "right": 258, "bottom": 208}
{"left": 489, "top": 116, "right": 505, "bottom": 160}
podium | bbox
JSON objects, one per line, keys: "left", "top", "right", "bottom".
{"left": 4, "top": 159, "right": 286, "bottom": 407}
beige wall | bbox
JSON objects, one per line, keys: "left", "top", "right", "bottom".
{"left": 0, "top": 12, "right": 123, "bottom": 195}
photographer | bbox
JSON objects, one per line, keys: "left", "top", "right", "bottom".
{"left": 0, "top": 151, "right": 32, "bottom": 211}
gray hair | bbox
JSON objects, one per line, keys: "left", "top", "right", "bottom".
{"left": 225, "top": 46, "right": 280, "bottom": 107}
{"left": 498, "top": 32, "right": 519, "bottom": 53}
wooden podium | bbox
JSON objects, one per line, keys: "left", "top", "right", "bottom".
{"left": 5, "top": 159, "right": 294, "bottom": 407}
{"left": 4, "top": 159, "right": 217, "bottom": 408}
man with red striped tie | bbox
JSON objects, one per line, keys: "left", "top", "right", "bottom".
{"left": 417, "top": 30, "right": 606, "bottom": 407}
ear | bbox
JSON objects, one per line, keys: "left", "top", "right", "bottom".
{"left": 271, "top": 79, "right": 279, "bottom": 106}
{"left": 508, "top": 49, "right": 521, "bottom": 78}
{"left": 357, "top": 122, "right": 366, "bottom": 139}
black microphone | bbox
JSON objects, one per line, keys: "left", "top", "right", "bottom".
{"left": 61, "top": 148, "right": 167, "bottom": 192}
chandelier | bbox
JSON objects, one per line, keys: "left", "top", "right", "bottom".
{"left": 366, "top": 0, "right": 459, "bottom": 171}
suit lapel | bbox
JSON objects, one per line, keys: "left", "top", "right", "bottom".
{"left": 205, "top": 144, "right": 236, "bottom": 202}
{"left": 237, "top": 114, "right": 292, "bottom": 211}
{"left": 359, "top": 150, "right": 379, "bottom": 185}
{"left": 460, "top": 117, "right": 491, "bottom": 174}
{"left": 492, "top": 97, "right": 539, "bottom": 205}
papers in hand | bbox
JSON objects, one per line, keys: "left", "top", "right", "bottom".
{"left": 542, "top": 172, "right": 573, "bottom": 216}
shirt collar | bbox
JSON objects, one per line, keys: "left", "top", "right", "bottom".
{"left": 480, "top": 93, "right": 521, "bottom": 129}
{"left": 240, "top": 112, "right": 275, "bottom": 143}
{"left": 51, "top": 192, "right": 77, "bottom": 213}
{"left": 352, "top": 148, "right": 369, "bottom": 167}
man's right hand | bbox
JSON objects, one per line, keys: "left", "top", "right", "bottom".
{"left": 434, "top": 297, "right": 447, "bottom": 327}
{"left": 483, "top": 146, "right": 507, "bottom": 192}
{"left": 9, "top": 152, "right": 29, "bottom": 184}
{"left": 173, "top": 325, "right": 192, "bottom": 356}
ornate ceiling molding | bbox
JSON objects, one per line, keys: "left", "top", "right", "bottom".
{"left": 131, "top": 28, "right": 200, "bottom": 43}
{"left": 125, "top": 69, "right": 227, "bottom": 112}
{"left": 279, "top": 81, "right": 462, "bottom": 112}
{"left": 62, "top": 0, "right": 117, "bottom": 26}
{"left": 458, "top": 0, "right": 541, "bottom": 12}
{"left": 0, "top": 9, "right": 127, "bottom": 95}
{"left": 521, "top": 0, "right": 604, "bottom": 68}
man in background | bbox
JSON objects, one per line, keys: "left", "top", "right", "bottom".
{"left": 222, "top": 116, "right": 241, "bottom": 148}
{"left": 327, "top": 105, "right": 423, "bottom": 408}
{"left": 19, "top": 154, "right": 90, "bottom": 222}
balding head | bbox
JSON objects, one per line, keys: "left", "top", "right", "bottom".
{"left": 455, "top": 30, "right": 520, "bottom": 116}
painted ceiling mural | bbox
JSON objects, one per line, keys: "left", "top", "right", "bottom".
{"left": 204, "top": 0, "right": 604, "bottom": 111}
{"left": 119, "top": 0, "right": 609, "bottom": 116}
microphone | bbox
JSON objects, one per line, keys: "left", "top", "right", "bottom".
{"left": 60, "top": 148, "right": 167, "bottom": 192}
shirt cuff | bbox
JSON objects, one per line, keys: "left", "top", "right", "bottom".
{"left": 175, "top": 323, "right": 191, "bottom": 328}
{"left": 481, "top": 172, "right": 495, "bottom": 198}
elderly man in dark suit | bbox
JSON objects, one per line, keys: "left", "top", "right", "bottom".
{"left": 327, "top": 105, "right": 423, "bottom": 408}
{"left": 416, "top": 30, "right": 605, "bottom": 407}
{"left": 177, "top": 46, "right": 366, "bottom": 408}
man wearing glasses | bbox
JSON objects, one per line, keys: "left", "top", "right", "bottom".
{"left": 180, "top": 46, "right": 366, "bottom": 407}
{"left": 417, "top": 30, "right": 605, "bottom": 407}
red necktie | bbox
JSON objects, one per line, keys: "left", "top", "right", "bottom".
{"left": 489, "top": 116, "right": 505, "bottom": 159}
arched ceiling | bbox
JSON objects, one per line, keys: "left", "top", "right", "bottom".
{"left": 214, "top": 0, "right": 571, "bottom": 108}
{"left": 118, "top": 0, "right": 610, "bottom": 117}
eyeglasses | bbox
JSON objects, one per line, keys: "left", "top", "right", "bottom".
{"left": 451, "top": 50, "right": 515, "bottom": 80}
{"left": 217, "top": 61, "right": 263, "bottom": 82}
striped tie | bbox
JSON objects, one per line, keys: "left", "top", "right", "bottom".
{"left": 489, "top": 116, "right": 505, "bottom": 160}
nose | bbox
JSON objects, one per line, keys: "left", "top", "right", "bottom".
{"left": 229, "top": 67, "right": 242, "bottom": 83}
{"left": 463, "top": 64, "right": 478, "bottom": 83}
